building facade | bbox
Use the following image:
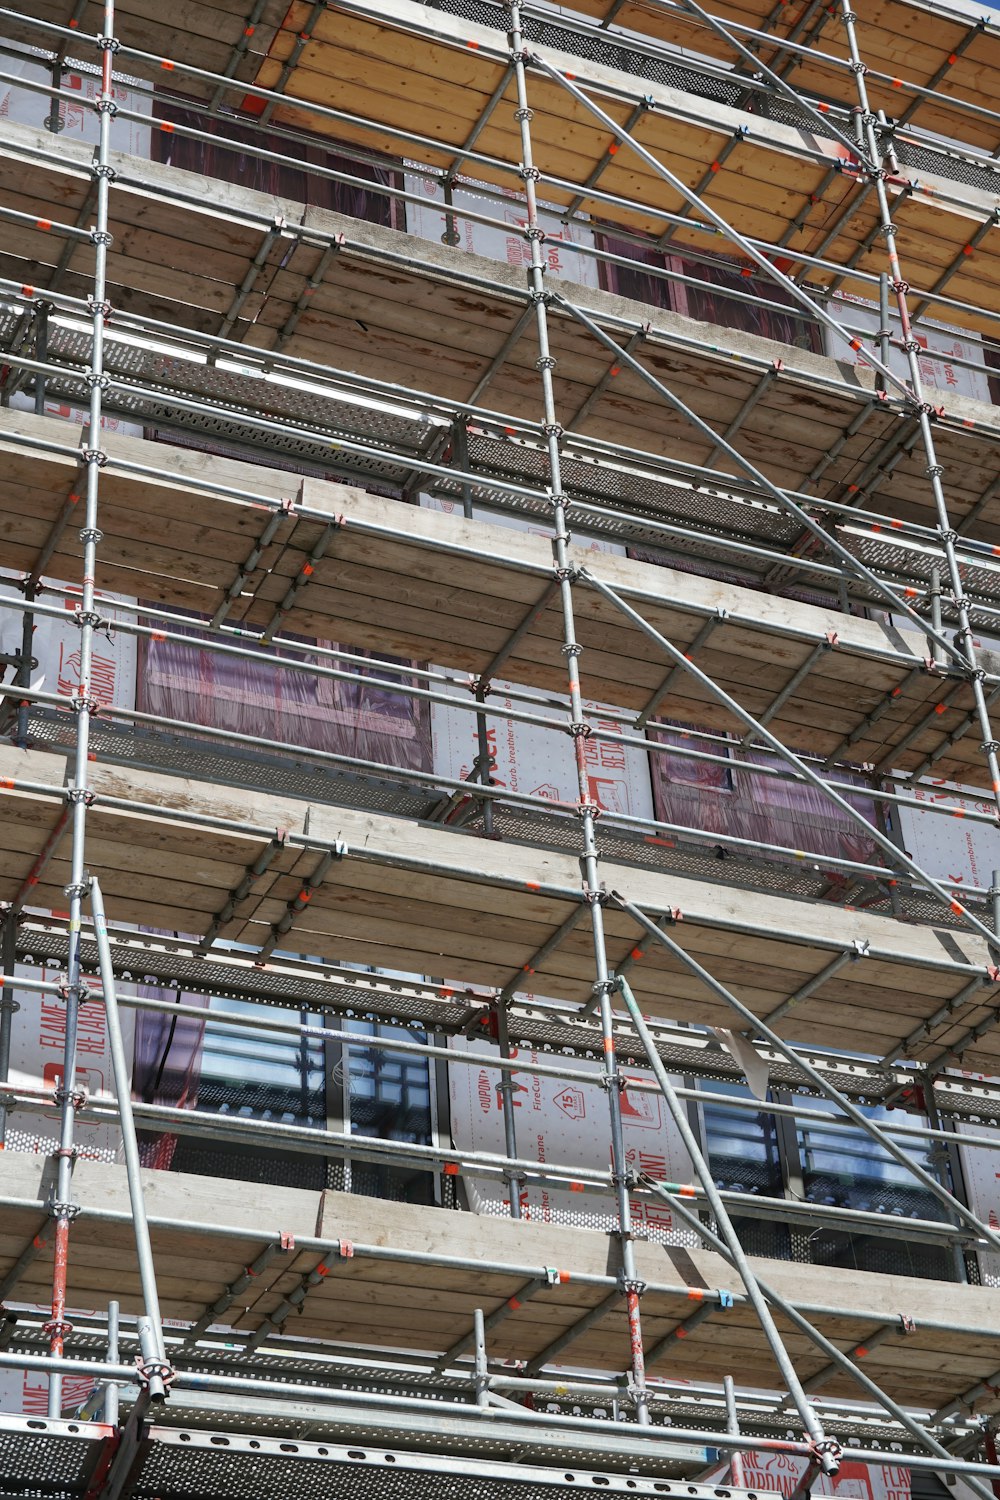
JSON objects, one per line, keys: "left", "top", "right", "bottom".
{"left": 3, "top": 0, "right": 1000, "bottom": 1495}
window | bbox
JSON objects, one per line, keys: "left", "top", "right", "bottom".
{"left": 648, "top": 721, "right": 878, "bottom": 869}
{"left": 796, "top": 1099, "right": 956, "bottom": 1280}
{"left": 699, "top": 1080, "right": 791, "bottom": 1261}
{"left": 138, "top": 613, "right": 432, "bottom": 773}
{"left": 341, "top": 1019, "right": 436, "bottom": 1205}
{"left": 152, "top": 94, "right": 403, "bottom": 228}
{"left": 597, "top": 233, "right": 823, "bottom": 353}
{"left": 698, "top": 1082, "right": 961, "bottom": 1280}
{"left": 138, "top": 995, "right": 329, "bottom": 1190}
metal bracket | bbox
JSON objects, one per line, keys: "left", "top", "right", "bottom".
{"left": 48, "top": 1199, "right": 81, "bottom": 1220}
{"left": 53, "top": 1084, "right": 88, "bottom": 1110}
{"left": 135, "top": 1354, "right": 175, "bottom": 1392}
{"left": 64, "top": 787, "right": 96, "bottom": 806}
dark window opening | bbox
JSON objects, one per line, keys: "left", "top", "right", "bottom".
{"left": 597, "top": 233, "right": 823, "bottom": 353}
{"left": 151, "top": 93, "right": 403, "bottom": 228}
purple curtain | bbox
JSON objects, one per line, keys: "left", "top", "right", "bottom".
{"left": 152, "top": 96, "right": 402, "bottom": 227}
{"left": 137, "top": 619, "right": 432, "bottom": 773}
{"left": 650, "top": 723, "right": 878, "bottom": 874}
{"left": 134, "top": 987, "right": 209, "bottom": 1170}
{"left": 597, "top": 232, "right": 822, "bottom": 353}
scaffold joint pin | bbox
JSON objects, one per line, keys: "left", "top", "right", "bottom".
{"left": 617, "top": 1273, "right": 646, "bottom": 1297}
{"left": 48, "top": 1199, "right": 81, "bottom": 1221}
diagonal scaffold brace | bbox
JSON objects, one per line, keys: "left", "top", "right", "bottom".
{"left": 527, "top": 49, "right": 910, "bottom": 403}
{"left": 616, "top": 974, "right": 997, "bottom": 1500}
{"left": 610, "top": 891, "right": 1000, "bottom": 1261}
{"left": 91, "top": 876, "right": 172, "bottom": 1403}
{"left": 607, "top": 978, "right": 841, "bottom": 1471}
{"left": 577, "top": 563, "right": 1000, "bottom": 955}
{"left": 553, "top": 289, "right": 978, "bottom": 693}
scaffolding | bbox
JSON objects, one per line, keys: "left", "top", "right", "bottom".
{"left": 4, "top": 0, "right": 1000, "bottom": 1495}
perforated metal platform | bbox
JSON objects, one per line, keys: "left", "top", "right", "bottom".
{"left": 22, "top": 707, "right": 986, "bottom": 932}
{"left": 6, "top": 300, "right": 997, "bottom": 625}
{"left": 0, "top": 1316, "right": 932, "bottom": 1451}
{"left": 0, "top": 1412, "right": 106, "bottom": 1498}
{"left": 6, "top": 913, "right": 957, "bottom": 1115}
{"left": 0, "top": 1410, "right": 756, "bottom": 1500}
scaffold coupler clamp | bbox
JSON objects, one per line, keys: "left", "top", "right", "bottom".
{"left": 73, "top": 605, "right": 105, "bottom": 630}
{"left": 135, "top": 1351, "right": 175, "bottom": 1403}
{"left": 582, "top": 881, "right": 609, "bottom": 907}
{"left": 58, "top": 976, "right": 92, "bottom": 1006}
{"left": 809, "top": 1435, "right": 842, "bottom": 1476}
{"left": 48, "top": 1197, "right": 81, "bottom": 1222}
{"left": 135, "top": 1317, "right": 175, "bottom": 1402}
{"left": 52, "top": 1080, "right": 88, "bottom": 1111}
{"left": 64, "top": 786, "right": 96, "bottom": 808}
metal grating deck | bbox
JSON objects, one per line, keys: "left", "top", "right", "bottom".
{"left": 0, "top": 1413, "right": 107, "bottom": 1497}
{"left": 0, "top": 1412, "right": 759, "bottom": 1499}
{"left": 23, "top": 706, "right": 992, "bottom": 931}
{"left": 6, "top": 301, "right": 999, "bottom": 622}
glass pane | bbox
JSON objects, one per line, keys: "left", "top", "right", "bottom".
{"left": 698, "top": 1080, "right": 790, "bottom": 1260}
{"left": 345, "top": 1017, "right": 435, "bottom": 1205}
{"left": 165, "top": 997, "right": 328, "bottom": 1190}
{"left": 796, "top": 1098, "right": 955, "bottom": 1279}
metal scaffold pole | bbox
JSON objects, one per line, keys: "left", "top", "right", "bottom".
{"left": 837, "top": 0, "right": 1000, "bottom": 818}
{"left": 43, "top": 0, "right": 116, "bottom": 1421}
{"left": 508, "top": 1, "right": 650, "bottom": 1425}
{"left": 0, "top": 910, "right": 17, "bottom": 1149}
{"left": 91, "top": 875, "right": 171, "bottom": 1399}
{"left": 614, "top": 973, "right": 840, "bottom": 1475}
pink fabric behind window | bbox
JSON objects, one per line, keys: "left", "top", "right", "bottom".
{"left": 138, "top": 620, "right": 432, "bottom": 773}
{"left": 650, "top": 724, "right": 878, "bottom": 874}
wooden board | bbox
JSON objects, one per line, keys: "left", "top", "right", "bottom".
{"left": 1, "top": 1153, "right": 999, "bottom": 1414}
{"left": 1, "top": 743, "right": 1000, "bottom": 1068}
{"left": 1, "top": 406, "right": 994, "bottom": 792}
{"left": 246, "top": 0, "right": 1000, "bottom": 340}
{"left": 560, "top": 0, "right": 1000, "bottom": 156}
{"left": 8, "top": 0, "right": 999, "bottom": 166}
{"left": 2, "top": 117, "right": 1000, "bottom": 561}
